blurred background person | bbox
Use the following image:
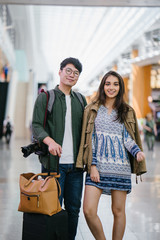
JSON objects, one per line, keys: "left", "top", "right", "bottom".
{"left": 3, "top": 116, "right": 13, "bottom": 144}
{"left": 3, "top": 64, "right": 9, "bottom": 82}
{"left": 143, "top": 113, "right": 157, "bottom": 151}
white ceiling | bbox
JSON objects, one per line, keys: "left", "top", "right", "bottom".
{"left": 2, "top": 0, "right": 160, "bottom": 7}
{"left": 7, "top": 4, "right": 160, "bottom": 94}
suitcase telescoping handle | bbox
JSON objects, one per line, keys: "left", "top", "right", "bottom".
{"left": 41, "top": 89, "right": 59, "bottom": 177}
{"left": 48, "top": 154, "right": 59, "bottom": 176}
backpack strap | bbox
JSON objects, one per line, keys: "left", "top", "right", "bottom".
{"left": 74, "top": 92, "right": 85, "bottom": 109}
{"left": 40, "top": 89, "right": 49, "bottom": 128}
{"left": 47, "top": 89, "right": 55, "bottom": 114}
{"left": 47, "top": 89, "right": 85, "bottom": 114}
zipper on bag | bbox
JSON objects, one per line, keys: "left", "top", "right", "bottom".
{"left": 21, "top": 192, "right": 40, "bottom": 208}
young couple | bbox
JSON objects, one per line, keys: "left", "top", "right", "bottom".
{"left": 32, "top": 57, "right": 146, "bottom": 240}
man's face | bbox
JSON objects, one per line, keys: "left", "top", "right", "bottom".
{"left": 59, "top": 64, "right": 80, "bottom": 88}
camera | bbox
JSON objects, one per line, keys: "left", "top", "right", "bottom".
{"left": 21, "top": 142, "right": 48, "bottom": 158}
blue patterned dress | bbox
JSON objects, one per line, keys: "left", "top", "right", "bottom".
{"left": 85, "top": 105, "right": 140, "bottom": 195}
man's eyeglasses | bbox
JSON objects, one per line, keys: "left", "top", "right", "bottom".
{"left": 64, "top": 68, "right": 80, "bottom": 78}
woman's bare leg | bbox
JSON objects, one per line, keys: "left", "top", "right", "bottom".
{"left": 83, "top": 185, "right": 106, "bottom": 240}
{"left": 111, "top": 190, "right": 127, "bottom": 240}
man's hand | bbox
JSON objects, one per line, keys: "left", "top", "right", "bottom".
{"left": 90, "top": 165, "right": 100, "bottom": 182}
{"left": 43, "top": 137, "right": 62, "bottom": 157}
{"left": 48, "top": 141, "right": 62, "bottom": 157}
{"left": 136, "top": 151, "right": 145, "bottom": 162}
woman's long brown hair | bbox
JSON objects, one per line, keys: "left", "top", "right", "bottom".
{"left": 94, "top": 70, "right": 129, "bottom": 123}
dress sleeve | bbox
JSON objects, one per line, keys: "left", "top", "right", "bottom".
{"left": 123, "top": 125, "right": 141, "bottom": 158}
{"left": 92, "top": 124, "right": 97, "bottom": 165}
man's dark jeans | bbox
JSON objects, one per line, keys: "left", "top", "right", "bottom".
{"left": 42, "top": 163, "right": 83, "bottom": 240}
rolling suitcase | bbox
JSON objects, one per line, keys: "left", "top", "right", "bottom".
{"left": 22, "top": 209, "right": 68, "bottom": 240}
{"left": 21, "top": 158, "right": 68, "bottom": 240}
{"left": 21, "top": 157, "right": 68, "bottom": 240}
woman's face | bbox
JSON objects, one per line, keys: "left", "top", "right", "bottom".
{"left": 104, "top": 75, "right": 120, "bottom": 100}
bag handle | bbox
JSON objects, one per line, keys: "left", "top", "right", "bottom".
{"left": 41, "top": 176, "right": 61, "bottom": 197}
{"left": 24, "top": 172, "right": 60, "bottom": 187}
{"left": 55, "top": 178, "right": 61, "bottom": 197}
{"left": 24, "top": 174, "right": 61, "bottom": 197}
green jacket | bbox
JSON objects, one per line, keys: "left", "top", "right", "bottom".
{"left": 76, "top": 101, "right": 147, "bottom": 176}
{"left": 32, "top": 85, "right": 87, "bottom": 170}
{"left": 145, "top": 120, "right": 155, "bottom": 136}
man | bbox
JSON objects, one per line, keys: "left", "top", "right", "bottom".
{"left": 32, "top": 57, "right": 87, "bottom": 240}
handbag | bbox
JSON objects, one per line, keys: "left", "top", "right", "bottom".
{"left": 18, "top": 172, "right": 62, "bottom": 216}
{"left": 18, "top": 89, "right": 62, "bottom": 216}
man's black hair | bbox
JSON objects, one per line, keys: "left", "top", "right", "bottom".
{"left": 60, "top": 57, "right": 82, "bottom": 73}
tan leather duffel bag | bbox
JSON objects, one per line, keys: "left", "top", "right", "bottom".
{"left": 18, "top": 172, "right": 62, "bottom": 216}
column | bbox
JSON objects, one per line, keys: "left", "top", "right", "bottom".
{"left": 131, "top": 64, "right": 151, "bottom": 118}
{"left": 123, "top": 77, "right": 129, "bottom": 103}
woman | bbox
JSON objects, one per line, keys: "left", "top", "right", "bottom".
{"left": 76, "top": 71, "right": 147, "bottom": 240}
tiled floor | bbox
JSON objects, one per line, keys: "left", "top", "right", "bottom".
{"left": 0, "top": 136, "right": 160, "bottom": 240}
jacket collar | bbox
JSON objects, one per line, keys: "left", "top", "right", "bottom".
{"left": 54, "top": 85, "right": 74, "bottom": 97}
{"left": 90, "top": 101, "right": 100, "bottom": 112}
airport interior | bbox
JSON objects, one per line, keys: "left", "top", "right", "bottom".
{"left": 0, "top": 0, "right": 160, "bottom": 239}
